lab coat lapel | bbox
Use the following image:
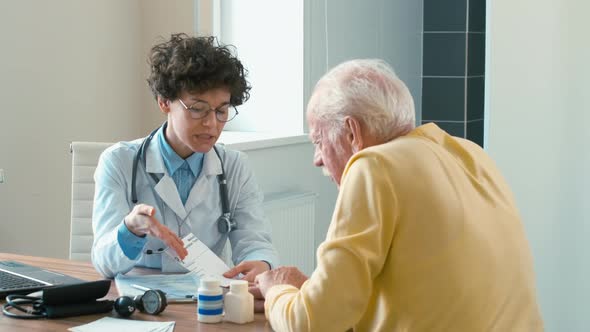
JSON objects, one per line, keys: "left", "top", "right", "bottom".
{"left": 154, "top": 177, "right": 187, "bottom": 219}
{"left": 145, "top": 128, "right": 188, "bottom": 220}
{"left": 184, "top": 147, "right": 223, "bottom": 213}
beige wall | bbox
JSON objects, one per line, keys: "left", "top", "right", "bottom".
{"left": 0, "top": 0, "right": 195, "bottom": 258}
{"left": 0, "top": 0, "right": 143, "bottom": 257}
{"left": 139, "top": 0, "right": 195, "bottom": 131}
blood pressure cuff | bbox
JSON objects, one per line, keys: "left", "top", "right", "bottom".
{"left": 44, "top": 300, "right": 113, "bottom": 318}
{"left": 3, "top": 279, "right": 114, "bottom": 319}
{"left": 42, "top": 279, "right": 113, "bottom": 318}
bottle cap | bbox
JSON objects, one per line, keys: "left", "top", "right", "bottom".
{"left": 200, "top": 277, "right": 220, "bottom": 289}
{"left": 229, "top": 280, "right": 248, "bottom": 292}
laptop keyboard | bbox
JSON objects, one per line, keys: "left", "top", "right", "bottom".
{"left": 0, "top": 270, "right": 46, "bottom": 291}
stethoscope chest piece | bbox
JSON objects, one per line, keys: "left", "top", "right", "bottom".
{"left": 217, "top": 214, "right": 236, "bottom": 234}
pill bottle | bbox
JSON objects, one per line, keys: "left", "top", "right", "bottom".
{"left": 197, "top": 278, "right": 223, "bottom": 323}
{"left": 224, "top": 280, "right": 254, "bottom": 324}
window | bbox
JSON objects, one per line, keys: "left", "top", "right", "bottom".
{"left": 196, "top": 0, "right": 424, "bottom": 137}
{"left": 196, "top": 0, "right": 306, "bottom": 135}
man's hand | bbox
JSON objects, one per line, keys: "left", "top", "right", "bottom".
{"left": 223, "top": 260, "right": 271, "bottom": 282}
{"left": 255, "top": 266, "right": 308, "bottom": 298}
{"left": 124, "top": 204, "right": 188, "bottom": 260}
{"left": 248, "top": 283, "right": 265, "bottom": 313}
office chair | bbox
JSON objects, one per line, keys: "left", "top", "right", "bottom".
{"left": 69, "top": 142, "right": 113, "bottom": 261}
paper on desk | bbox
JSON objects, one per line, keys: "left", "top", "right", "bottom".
{"left": 68, "top": 317, "right": 174, "bottom": 332}
{"left": 115, "top": 273, "right": 200, "bottom": 300}
{"left": 165, "top": 233, "right": 235, "bottom": 287}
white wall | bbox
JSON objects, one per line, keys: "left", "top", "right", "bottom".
{"left": 242, "top": 144, "right": 337, "bottom": 251}
{"left": 305, "top": 0, "right": 423, "bottom": 127}
{"left": 486, "top": 1, "right": 589, "bottom": 330}
{"left": 302, "top": 0, "right": 424, "bottom": 244}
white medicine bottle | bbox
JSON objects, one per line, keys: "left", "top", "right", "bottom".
{"left": 224, "top": 280, "right": 254, "bottom": 324}
{"left": 197, "top": 278, "right": 223, "bottom": 323}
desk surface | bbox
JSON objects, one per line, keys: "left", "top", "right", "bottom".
{"left": 0, "top": 253, "right": 273, "bottom": 332}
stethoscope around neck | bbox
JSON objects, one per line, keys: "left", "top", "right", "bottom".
{"left": 130, "top": 123, "right": 236, "bottom": 235}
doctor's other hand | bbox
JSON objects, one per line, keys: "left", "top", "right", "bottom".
{"left": 223, "top": 260, "right": 271, "bottom": 282}
{"left": 255, "top": 266, "right": 308, "bottom": 298}
{"left": 124, "top": 204, "right": 188, "bottom": 260}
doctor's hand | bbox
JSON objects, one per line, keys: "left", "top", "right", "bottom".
{"left": 223, "top": 260, "right": 271, "bottom": 282}
{"left": 124, "top": 204, "right": 188, "bottom": 260}
{"left": 255, "top": 266, "right": 308, "bottom": 298}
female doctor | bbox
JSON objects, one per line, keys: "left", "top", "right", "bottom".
{"left": 91, "top": 34, "right": 278, "bottom": 280}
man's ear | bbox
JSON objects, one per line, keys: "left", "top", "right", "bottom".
{"left": 345, "top": 116, "right": 364, "bottom": 153}
{"left": 157, "top": 96, "right": 171, "bottom": 114}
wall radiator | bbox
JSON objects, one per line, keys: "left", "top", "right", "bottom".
{"left": 262, "top": 192, "right": 317, "bottom": 275}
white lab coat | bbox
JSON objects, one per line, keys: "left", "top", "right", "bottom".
{"left": 91, "top": 126, "right": 278, "bottom": 278}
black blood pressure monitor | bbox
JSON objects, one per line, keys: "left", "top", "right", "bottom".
{"left": 133, "top": 289, "right": 167, "bottom": 315}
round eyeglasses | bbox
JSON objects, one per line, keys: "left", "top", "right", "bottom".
{"left": 178, "top": 99, "right": 239, "bottom": 122}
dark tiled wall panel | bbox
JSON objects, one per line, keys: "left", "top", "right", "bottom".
{"left": 467, "top": 120, "right": 484, "bottom": 146}
{"left": 467, "top": 77, "right": 485, "bottom": 121}
{"left": 424, "top": 0, "right": 467, "bottom": 31}
{"left": 469, "top": 0, "right": 486, "bottom": 32}
{"left": 422, "top": 78, "right": 465, "bottom": 121}
{"left": 467, "top": 33, "right": 485, "bottom": 76}
{"left": 422, "top": 121, "right": 465, "bottom": 137}
{"left": 423, "top": 33, "right": 466, "bottom": 76}
{"left": 422, "top": 0, "right": 486, "bottom": 147}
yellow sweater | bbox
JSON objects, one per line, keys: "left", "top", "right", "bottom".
{"left": 264, "top": 123, "right": 543, "bottom": 331}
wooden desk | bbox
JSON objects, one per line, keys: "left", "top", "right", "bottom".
{"left": 0, "top": 253, "right": 273, "bottom": 331}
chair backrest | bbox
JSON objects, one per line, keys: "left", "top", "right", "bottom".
{"left": 69, "top": 142, "right": 113, "bottom": 261}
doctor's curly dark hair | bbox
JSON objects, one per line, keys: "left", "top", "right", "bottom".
{"left": 147, "top": 33, "right": 250, "bottom": 106}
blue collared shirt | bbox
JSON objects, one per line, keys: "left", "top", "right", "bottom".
{"left": 157, "top": 129, "right": 204, "bottom": 204}
{"left": 118, "top": 129, "right": 204, "bottom": 259}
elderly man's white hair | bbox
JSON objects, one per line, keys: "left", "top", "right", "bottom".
{"left": 308, "top": 59, "right": 416, "bottom": 144}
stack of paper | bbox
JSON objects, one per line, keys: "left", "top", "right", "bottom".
{"left": 68, "top": 317, "right": 174, "bottom": 332}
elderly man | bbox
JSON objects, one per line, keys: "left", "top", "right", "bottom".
{"left": 254, "top": 59, "right": 543, "bottom": 331}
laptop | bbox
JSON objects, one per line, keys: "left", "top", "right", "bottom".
{"left": 0, "top": 260, "right": 86, "bottom": 298}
